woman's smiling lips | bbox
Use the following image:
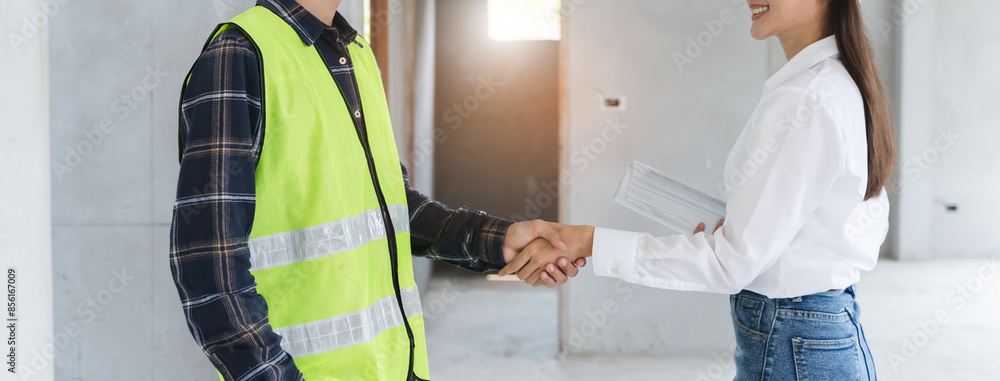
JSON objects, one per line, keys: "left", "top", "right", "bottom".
{"left": 751, "top": 4, "right": 770, "bottom": 21}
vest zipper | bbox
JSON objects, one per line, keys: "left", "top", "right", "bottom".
{"left": 316, "top": 44, "right": 419, "bottom": 380}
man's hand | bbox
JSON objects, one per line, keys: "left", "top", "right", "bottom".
{"left": 499, "top": 224, "right": 595, "bottom": 286}
{"left": 502, "top": 220, "right": 566, "bottom": 262}
{"left": 502, "top": 220, "right": 586, "bottom": 287}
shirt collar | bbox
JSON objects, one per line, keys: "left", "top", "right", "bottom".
{"left": 764, "top": 35, "right": 840, "bottom": 93}
{"left": 257, "top": 0, "right": 359, "bottom": 47}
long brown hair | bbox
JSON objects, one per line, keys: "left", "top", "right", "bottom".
{"left": 827, "top": 0, "right": 896, "bottom": 200}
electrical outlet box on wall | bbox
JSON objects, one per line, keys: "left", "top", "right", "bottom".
{"left": 600, "top": 96, "right": 627, "bottom": 111}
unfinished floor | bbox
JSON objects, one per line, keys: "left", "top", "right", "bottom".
{"left": 424, "top": 257, "right": 1000, "bottom": 381}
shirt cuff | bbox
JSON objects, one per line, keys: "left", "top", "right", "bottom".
{"left": 480, "top": 217, "right": 514, "bottom": 268}
{"left": 592, "top": 228, "right": 641, "bottom": 280}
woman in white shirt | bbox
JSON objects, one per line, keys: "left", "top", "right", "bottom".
{"left": 501, "top": 0, "right": 894, "bottom": 378}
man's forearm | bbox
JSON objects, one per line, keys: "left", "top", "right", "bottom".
{"left": 406, "top": 185, "right": 512, "bottom": 272}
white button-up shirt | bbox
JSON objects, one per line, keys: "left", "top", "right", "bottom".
{"left": 592, "top": 36, "right": 889, "bottom": 298}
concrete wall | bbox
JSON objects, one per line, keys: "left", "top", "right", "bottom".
{"left": 48, "top": 0, "right": 254, "bottom": 379}
{"left": 558, "top": 0, "right": 905, "bottom": 356}
{"left": 928, "top": 0, "right": 1000, "bottom": 258}
{"left": 883, "top": 0, "right": 1000, "bottom": 260}
{"left": 1, "top": 1, "right": 54, "bottom": 379}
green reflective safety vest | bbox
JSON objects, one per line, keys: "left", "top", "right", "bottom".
{"left": 190, "top": 6, "right": 430, "bottom": 381}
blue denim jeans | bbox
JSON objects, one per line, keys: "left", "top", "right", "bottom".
{"left": 730, "top": 286, "right": 877, "bottom": 380}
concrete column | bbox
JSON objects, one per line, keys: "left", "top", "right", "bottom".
{"left": 0, "top": 0, "right": 54, "bottom": 380}
{"left": 387, "top": 0, "right": 413, "bottom": 165}
{"left": 890, "top": 0, "right": 936, "bottom": 260}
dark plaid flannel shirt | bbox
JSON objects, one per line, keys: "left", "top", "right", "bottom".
{"left": 169, "top": 1, "right": 512, "bottom": 379}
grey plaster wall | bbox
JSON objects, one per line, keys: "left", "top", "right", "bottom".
{"left": 928, "top": 0, "right": 1000, "bottom": 258}
{"left": 880, "top": 0, "right": 1000, "bottom": 261}
{"left": 49, "top": 0, "right": 255, "bottom": 379}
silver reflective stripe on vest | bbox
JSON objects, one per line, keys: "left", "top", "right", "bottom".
{"left": 248, "top": 203, "right": 410, "bottom": 272}
{"left": 275, "top": 287, "right": 423, "bottom": 358}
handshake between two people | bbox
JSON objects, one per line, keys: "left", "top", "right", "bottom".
{"left": 498, "top": 218, "right": 726, "bottom": 288}
{"left": 498, "top": 220, "right": 596, "bottom": 288}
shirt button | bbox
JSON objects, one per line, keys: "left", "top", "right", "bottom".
{"left": 339, "top": 57, "right": 347, "bottom": 65}
{"left": 611, "top": 268, "right": 620, "bottom": 274}
{"left": 354, "top": 110, "right": 361, "bottom": 118}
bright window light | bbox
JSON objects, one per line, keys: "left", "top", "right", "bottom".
{"left": 487, "top": 0, "right": 561, "bottom": 41}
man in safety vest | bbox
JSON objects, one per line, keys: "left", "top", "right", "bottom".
{"left": 169, "top": 0, "right": 584, "bottom": 380}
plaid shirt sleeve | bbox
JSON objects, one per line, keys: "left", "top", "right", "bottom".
{"left": 403, "top": 166, "right": 513, "bottom": 273}
{"left": 169, "top": 29, "right": 304, "bottom": 381}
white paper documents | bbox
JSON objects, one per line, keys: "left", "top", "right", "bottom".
{"left": 613, "top": 161, "right": 727, "bottom": 234}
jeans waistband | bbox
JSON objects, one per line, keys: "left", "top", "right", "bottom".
{"left": 735, "top": 286, "right": 856, "bottom": 314}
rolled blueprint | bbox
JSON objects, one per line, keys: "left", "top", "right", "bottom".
{"left": 613, "top": 161, "right": 727, "bottom": 234}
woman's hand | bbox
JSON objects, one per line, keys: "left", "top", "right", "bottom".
{"left": 694, "top": 219, "right": 725, "bottom": 234}
{"left": 534, "top": 257, "right": 587, "bottom": 288}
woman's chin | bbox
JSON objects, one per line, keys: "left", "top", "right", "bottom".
{"left": 750, "top": 21, "right": 773, "bottom": 41}
{"left": 749, "top": 26, "right": 771, "bottom": 41}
